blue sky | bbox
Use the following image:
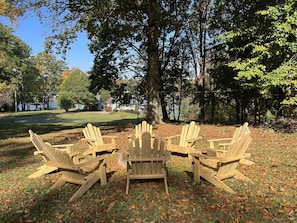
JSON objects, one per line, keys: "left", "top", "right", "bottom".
{"left": 2, "top": 14, "right": 94, "bottom": 72}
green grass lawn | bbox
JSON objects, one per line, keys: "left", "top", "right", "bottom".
{"left": 1, "top": 111, "right": 297, "bottom": 222}
{"left": 0, "top": 110, "right": 143, "bottom": 139}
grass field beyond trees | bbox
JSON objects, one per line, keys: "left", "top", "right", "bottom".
{"left": 1, "top": 111, "right": 297, "bottom": 222}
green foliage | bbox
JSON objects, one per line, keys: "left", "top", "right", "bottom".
{"left": 0, "top": 0, "right": 26, "bottom": 21}
{"left": 181, "top": 98, "right": 200, "bottom": 121}
{"left": 57, "top": 92, "right": 73, "bottom": 112}
{"left": 110, "top": 81, "right": 128, "bottom": 106}
{"left": 224, "top": 0, "right": 297, "bottom": 105}
{"left": 0, "top": 24, "right": 31, "bottom": 82}
{"left": 208, "top": 0, "right": 297, "bottom": 123}
{"left": 265, "top": 110, "right": 276, "bottom": 121}
{"left": 58, "top": 69, "right": 97, "bottom": 111}
{"left": 0, "top": 24, "right": 44, "bottom": 110}
{"left": 0, "top": 82, "right": 15, "bottom": 110}
{"left": 99, "top": 89, "right": 111, "bottom": 107}
{"left": 34, "top": 51, "right": 67, "bottom": 97}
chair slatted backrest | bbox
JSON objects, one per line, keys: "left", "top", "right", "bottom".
{"left": 43, "top": 143, "right": 85, "bottom": 182}
{"left": 179, "top": 121, "right": 200, "bottom": 147}
{"left": 29, "top": 130, "right": 47, "bottom": 161}
{"left": 230, "top": 122, "right": 250, "bottom": 143}
{"left": 128, "top": 132, "right": 165, "bottom": 176}
{"left": 217, "top": 132, "right": 252, "bottom": 178}
{"left": 83, "top": 123, "right": 104, "bottom": 146}
{"left": 134, "top": 121, "right": 153, "bottom": 147}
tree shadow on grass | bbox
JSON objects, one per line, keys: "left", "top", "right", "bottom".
{"left": 0, "top": 169, "right": 118, "bottom": 222}
{"left": 0, "top": 118, "right": 143, "bottom": 139}
{"left": 0, "top": 140, "right": 36, "bottom": 172}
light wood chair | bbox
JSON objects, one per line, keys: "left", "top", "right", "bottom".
{"left": 124, "top": 132, "right": 170, "bottom": 194}
{"left": 127, "top": 120, "right": 153, "bottom": 147}
{"left": 165, "top": 121, "right": 201, "bottom": 157}
{"left": 43, "top": 142, "right": 108, "bottom": 202}
{"left": 191, "top": 131, "right": 253, "bottom": 194}
{"left": 28, "top": 129, "right": 77, "bottom": 179}
{"left": 206, "top": 122, "right": 254, "bottom": 165}
{"left": 82, "top": 123, "right": 118, "bottom": 157}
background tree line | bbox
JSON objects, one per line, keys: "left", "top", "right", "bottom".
{"left": 1, "top": 0, "right": 296, "bottom": 124}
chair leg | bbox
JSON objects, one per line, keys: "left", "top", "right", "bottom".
{"left": 100, "top": 164, "right": 107, "bottom": 186}
{"left": 192, "top": 159, "right": 201, "bottom": 183}
{"left": 197, "top": 162, "right": 201, "bottom": 184}
{"left": 234, "top": 170, "right": 252, "bottom": 182}
{"left": 164, "top": 174, "right": 169, "bottom": 194}
{"left": 126, "top": 176, "right": 130, "bottom": 195}
{"left": 69, "top": 176, "right": 99, "bottom": 202}
{"left": 50, "top": 177, "right": 66, "bottom": 189}
{"left": 202, "top": 173, "right": 236, "bottom": 194}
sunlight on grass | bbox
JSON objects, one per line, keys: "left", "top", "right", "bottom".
{"left": 57, "top": 111, "right": 141, "bottom": 122}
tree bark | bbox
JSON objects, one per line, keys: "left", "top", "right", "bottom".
{"left": 160, "top": 85, "right": 169, "bottom": 122}
{"left": 197, "top": 0, "right": 210, "bottom": 123}
{"left": 144, "top": 0, "right": 161, "bottom": 124}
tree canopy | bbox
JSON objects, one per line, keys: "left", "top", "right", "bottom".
{"left": 58, "top": 68, "right": 97, "bottom": 112}
{"left": 2, "top": 0, "right": 297, "bottom": 123}
{"left": 0, "top": 24, "right": 31, "bottom": 82}
{"left": 27, "top": 0, "right": 203, "bottom": 123}
{"left": 225, "top": 0, "right": 297, "bottom": 101}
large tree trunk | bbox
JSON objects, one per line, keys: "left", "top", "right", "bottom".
{"left": 144, "top": 0, "right": 161, "bottom": 124}
{"left": 197, "top": 0, "right": 210, "bottom": 123}
{"left": 160, "top": 90, "right": 169, "bottom": 121}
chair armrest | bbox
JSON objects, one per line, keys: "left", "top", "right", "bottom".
{"left": 207, "top": 138, "right": 232, "bottom": 148}
{"left": 52, "top": 143, "right": 74, "bottom": 148}
{"left": 218, "top": 155, "right": 248, "bottom": 164}
{"left": 69, "top": 152, "right": 80, "bottom": 157}
{"left": 188, "top": 136, "right": 203, "bottom": 143}
{"left": 75, "top": 154, "right": 108, "bottom": 168}
{"left": 52, "top": 144, "right": 74, "bottom": 154}
{"left": 47, "top": 154, "right": 108, "bottom": 170}
{"left": 164, "top": 135, "right": 180, "bottom": 140}
{"left": 46, "top": 161, "right": 79, "bottom": 170}
{"left": 187, "top": 136, "right": 203, "bottom": 147}
{"left": 164, "top": 135, "right": 180, "bottom": 145}
{"left": 218, "top": 142, "right": 231, "bottom": 146}
{"left": 84, "top": 136, "right": 116, "bottom": 144}
{"left": 33, "top": 151, "right": 43, "bottom": 155}
{"left": 190, "top": 152, "right": 209, "bottom": 159}
{"left": 102, "top": 136, "right": 117, "bottom": 139}
{"left": 207, "top": 138, "right": 232, "bottom": 143}
{"left": 205, "top": 148, "right": 227, "bottom": 157}
{"left": 127, "top": 134, "right": 154, "bottom": 138}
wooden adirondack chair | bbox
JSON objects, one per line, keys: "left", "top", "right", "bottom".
{"left": 43, "top": 142, "right": 108, "bottom": 202}
{"left": 206, "top": 122, "right": 254, "bottom": 165}
{"left": 124, "top": 132, "right": 170, "bottom": 194}
{"left": 82, "top": 123, "right": 118, "bottom": 157}
{"left": 165, "top": 121, "right": 201, "bottom": 157}
{"left": 191, "top": 132, "right": 253, "bottom": 194}
{"left": 28, "top": 130, "right": 77, "bottom": 179}
{"left": 127, "top": 120, "right": 153, "bottom": 147}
